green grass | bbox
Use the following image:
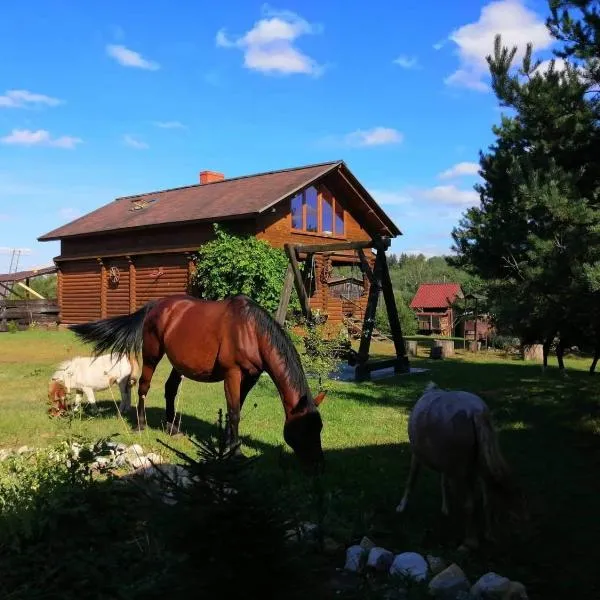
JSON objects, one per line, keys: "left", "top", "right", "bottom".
{"left": 2, "top": 328, "right": 600, "bottom": 598}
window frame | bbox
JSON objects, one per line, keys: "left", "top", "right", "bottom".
{"left": 289, "top": 185, "right": 346, "bottom": 238}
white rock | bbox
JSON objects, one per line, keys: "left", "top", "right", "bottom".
{"left": 146, "top": 452, "right": 164, "bottom": 465}
{"left": 94, "top": 456, "right": 112, "bottom": 468}
{"left": 130, "top": 456, "right": 151, "bottom": 469}
{"left": 114, "top": 453, "right": 128, "bottom": 467}
{"left": 389, "top": 552, "right": 428, "bottom": 582}
{"left": 426, "top": 555, "right": 447, "bottom": 576}
{"left": 366, "top": 547, "right": 394, "bottom": 572}
{"left": 17, "top": 445, "right": 31, "bottom": 454}
{"left": 504, "top": 582, "right": 528, "bottom": 599}
{"left": 0, "top": 449, "right": 13, "bottom": 461}
{"left": 344, "top": 545, "right": 368, "bottom": 572}
{"left": 428, "top": 564, "right": 470, "bottom": 598}
{"left": 471, "top": 572, "right": 511, "bottom": 598}
{"left": 127, "top": 444, "right": 144, "bottom": 456}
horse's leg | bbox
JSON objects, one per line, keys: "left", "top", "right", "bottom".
{"left": 480, "top": 477, "right": 495, "bottom": 542}
{"left": 457, "top": 473, "right": 479, "bottom": 552}
{"left": 223, "top": 369, "right": 243, "bottom": 453}
{"left": 117, "top": 379, "right": 128, "bottom": 412}
{"left": 441, "top": 473, "right": 449, "bottom": 516}
{"left": 136, "top": 335, "right": 164, "bottom": 431}
{"left": 164, "top": 367, "right": 183, "bottom": 435}
{"left": 396, "top": 454, "right": 421, "bottom": 513}
{"left": 74, "top": 390, "right": 83, "bottom": 411}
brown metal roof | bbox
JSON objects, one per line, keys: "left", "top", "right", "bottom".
{"left": 38, "top": 160, "right": 400, "bottom": 241}
{"left": 0, "top": 265, "right": 57, "bottom": 284}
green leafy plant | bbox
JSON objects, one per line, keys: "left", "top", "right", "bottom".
{"left": 190, "top": 223, "right": 298, "bottom": 314}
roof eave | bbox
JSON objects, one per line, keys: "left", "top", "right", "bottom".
{"left": 37, "top": 212, "right": 260, "bottom": 242}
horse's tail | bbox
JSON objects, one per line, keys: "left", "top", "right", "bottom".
{"left": 473, "top": 410, "right": 512, "bottom": 495}
{"left": 68, "top": 301, "right": 158, "bottom": 359}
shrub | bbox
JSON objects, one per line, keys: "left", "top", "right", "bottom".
{"left": 190, "top": 223, "right": 298, "bottom": 314}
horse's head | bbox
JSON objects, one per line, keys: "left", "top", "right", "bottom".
{"left": 48, "top": 379, "right": 68, "bottom": 403}
{"left": 283, "top": 391, "right": 326, "bottom": 472}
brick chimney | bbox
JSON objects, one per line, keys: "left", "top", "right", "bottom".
{"left": 199, "top": 170, "right": 225, "bottom": 184}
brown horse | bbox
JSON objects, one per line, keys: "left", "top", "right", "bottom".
{"left": 396, "top": 382, "right": 526, "bottom": 551}
{"left": 68, "top": 294, "right": 326, "bottom": 469}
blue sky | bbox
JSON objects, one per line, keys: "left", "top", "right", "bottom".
{"left": 0, "top": 0, "right": 561, "bottom": 272}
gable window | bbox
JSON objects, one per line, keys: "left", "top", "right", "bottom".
{"left": 290, "top": 185, "right": 345, "bottom": 236}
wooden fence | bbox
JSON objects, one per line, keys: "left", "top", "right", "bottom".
{"left": 0, "top": 299, "right": 59, "bottom": 331}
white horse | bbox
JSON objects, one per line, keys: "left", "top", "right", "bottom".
{"left": 396, "top": 382, "right": 526, "bottom": 551}
{"left": 48, "top": 353, "right": 139, "bottom": 413}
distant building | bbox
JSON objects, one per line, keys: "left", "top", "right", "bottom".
{"left": 409, "top": 283, "right": 463, "bottom": 337}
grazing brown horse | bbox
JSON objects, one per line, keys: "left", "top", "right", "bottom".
{"left": 68, "top": 294, "right": 326, "bottom": 469}
{"left": 396, "top": 382, "right": 526, "bottom": 551}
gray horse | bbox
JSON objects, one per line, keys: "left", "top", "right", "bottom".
{"left": 396, "top": 382, "right": 527, "bottom": 551}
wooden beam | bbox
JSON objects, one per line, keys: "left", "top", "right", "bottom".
{"left": 290, "top": 240, "right": 374, "bottom": 254}
{"left": 275, "top": 264, "right": 294, "bottom": 325}
{"left": 98, "top": 258, "right": 107, "bottom": 319}
{"left": 16, "top": 281, "right": 45, "bottom": 299}
{"left": 127, "top": 256, "right": 136, "bottom": 313}
{"left": 356, "top": 250, "right": 383, "bottom": 365}
{"left": 357, "top": 249, "right": 374, "bottom": 283}
{"left": 284, "top": 244, "right": 312, "bottom": 321}
{"left": 0, "top": 282, "right": 24, "bottom": 298}
{"left": 379, "top": 247, "right": 409, "bottom": 372}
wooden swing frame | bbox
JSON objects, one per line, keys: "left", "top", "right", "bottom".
{"left": 275, "top": 236, "right": 410, "bottom": 381}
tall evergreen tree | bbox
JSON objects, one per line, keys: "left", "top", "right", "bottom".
{"left": 450, "top": 32, "right": 600, "bottom": 349}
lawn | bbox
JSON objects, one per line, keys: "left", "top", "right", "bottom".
{"left": 1, "top": 328, "right": 600, "bottom": 598}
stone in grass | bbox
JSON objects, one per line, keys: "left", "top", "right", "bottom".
{"left": 145, "top": 452, "right": 164, "bottom": 465}
{"left": 503, "top": 582, "right": 528, "bottom": 599}
{"left": 126, "top": 444, "right": 144, "bottom": 457}
{"left": 129, "top": 456, "right": 152, "bottom": 470}
{"left": 389, "top": 552, "right": 429, "bottom": 582}
{"left": 344, "top": 545, "right": 368, "bottom": 572}
{"left": 426, "top": 555, "right": 447, "bottom": 576}
{"left": 366, "top": 547, "right": 395, "bottom": 572}
{"left": 471, "top": 572, "right": 511, "bottom": 598}
{"left": 428, "top": 563, "right": 470, "bottom": 598}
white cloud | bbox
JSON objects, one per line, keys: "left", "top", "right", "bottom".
{"left": 0, "top": 89, "right": 62, "bottom": 109}
{"left": 401, "top": 247, "right": 442, "bottom": 258}
{"left": 0, "top": 213, "right": 9, "bottom": 221}
{"left": 438, "top": 161, "right": 480, "bottom": 179}
{"left": 418, "top": 184, "right": 479, "bottom": 206}
{"left": 106, "top": 44, "right": 160, "bottom": 70}
{"left": 0, "top": 129, "right": 82, "bottom": 148}
{"left": 216, "top": 5, "right": 324, "bottom": 76}
{"left": 59, "top": 207, "right": 80, "bottom": 220}
{"left": 369, "top": 189, "right": 413, "bottom": 205}
{"left": 123, "top": 134, "right": 149, "bottom": 149}
{"left": 153, "top": 120, "right": 185, "bottom": 129}
{"left": 393, "top": 55, "right": 419, "bottom": 69}
{"left": 444, "top": 0, "right": 554, "bottom": 92}
{"left": 344, "top": 127, "right": 403, "bottom": 147}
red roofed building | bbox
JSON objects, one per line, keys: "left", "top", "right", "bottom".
{"left": 410, "top": 282, "right": 463, "bottom": 336}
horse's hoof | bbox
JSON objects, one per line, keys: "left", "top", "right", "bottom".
{"left": 395, "top": 500, "right": 407, "bottom": 513}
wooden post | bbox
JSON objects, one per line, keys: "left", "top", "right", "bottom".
{"left": 127, "top": 256, "right": 136, "bottom": 313}
{"left": 98, "top": 258, "right": 107, "bottom": 318}
{"left": 284, "top": 244, "right": 312, "bottom": 322}
{"left": 275, "top": 264, "right": 294, "bottom": 325}
{"left": 57, "top": 266, "right": 63, "bottom": 323}
{"left": 379, "top": 246, "right": 409, "bottom": 373}
{"left": 356, "top": 251, "right": 383, "bottom": 380}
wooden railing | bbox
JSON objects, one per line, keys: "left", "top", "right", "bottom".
{"left": 340, "top": 294, "right": 363, "bottom": 320}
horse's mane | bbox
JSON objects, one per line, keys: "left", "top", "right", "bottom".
{"left": 242, "top": 297, "right": 311, "bottom": 400}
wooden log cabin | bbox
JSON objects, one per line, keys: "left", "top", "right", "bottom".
{"left": 38, "top": 160, "right": 401, "bottom": 325}
{"left": 409, "top": 282, "right": 463, "bottom": 337}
